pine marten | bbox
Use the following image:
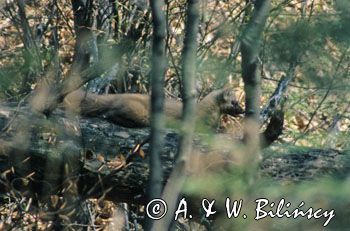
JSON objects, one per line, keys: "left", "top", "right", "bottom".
{"left": 63, "top": 88, "right": 244, "bottom": 130}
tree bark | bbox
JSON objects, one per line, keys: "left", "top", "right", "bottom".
{"left": 155, "top": 0, "right": 200, "bottom": 229}
{"left": 148, "top": 0, "right": 168, "bottom": 205}
{"left": 241, "top": 0, "right": 271, "bottom": 121}
{"left": 239, "top": 0, "right": 271, "bottom": 182}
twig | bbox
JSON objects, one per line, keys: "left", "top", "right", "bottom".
{"left": 303, "top": 48, "right": 349, "bottom": 133}
{"left": 1, "top": 93, "right": 30, "bottom": 132}
{"left": 302, "top": 84, "right": 331, "bottom": 133}
{"left": 87, "top": 201, "right": 97, "bottom": 231}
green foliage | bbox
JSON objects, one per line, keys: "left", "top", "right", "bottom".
{"left": 0, "top": 59, "right": 26, "bottom": 99}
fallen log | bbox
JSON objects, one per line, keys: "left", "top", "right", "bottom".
{"left": 0, "top": 105, "right": 349, "bottom": 205}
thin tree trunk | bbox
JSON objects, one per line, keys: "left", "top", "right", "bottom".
{"left": 15, "top": 0, "right": 41, "bottom": 93}
{"left": 241, "top": 0, "right": 270, "bottom": 121}
{"left": 146, "top": 0, "right": 167, "bottom": 229}
{"left": 153, "top": 0, "right": 200, "bottom": 229}
{"left": 240, "top": 0, "right": 271, "bottom": 181}
{"left": 71, "top": 0, "right": 98, "bottom": 74}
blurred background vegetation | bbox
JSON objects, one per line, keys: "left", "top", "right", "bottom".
{"left": 1, "top": 0, "right": 349, "bottom": 148}
{"left": 0, "top": 0, "right": 350, "bottom": 230}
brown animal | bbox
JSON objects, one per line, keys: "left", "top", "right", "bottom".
{"left": 63, "top": 88, "right": 244, "bottom": 130}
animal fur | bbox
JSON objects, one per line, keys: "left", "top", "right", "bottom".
{"left": 63, "top": 88, "right": 244, "bottom": 130}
